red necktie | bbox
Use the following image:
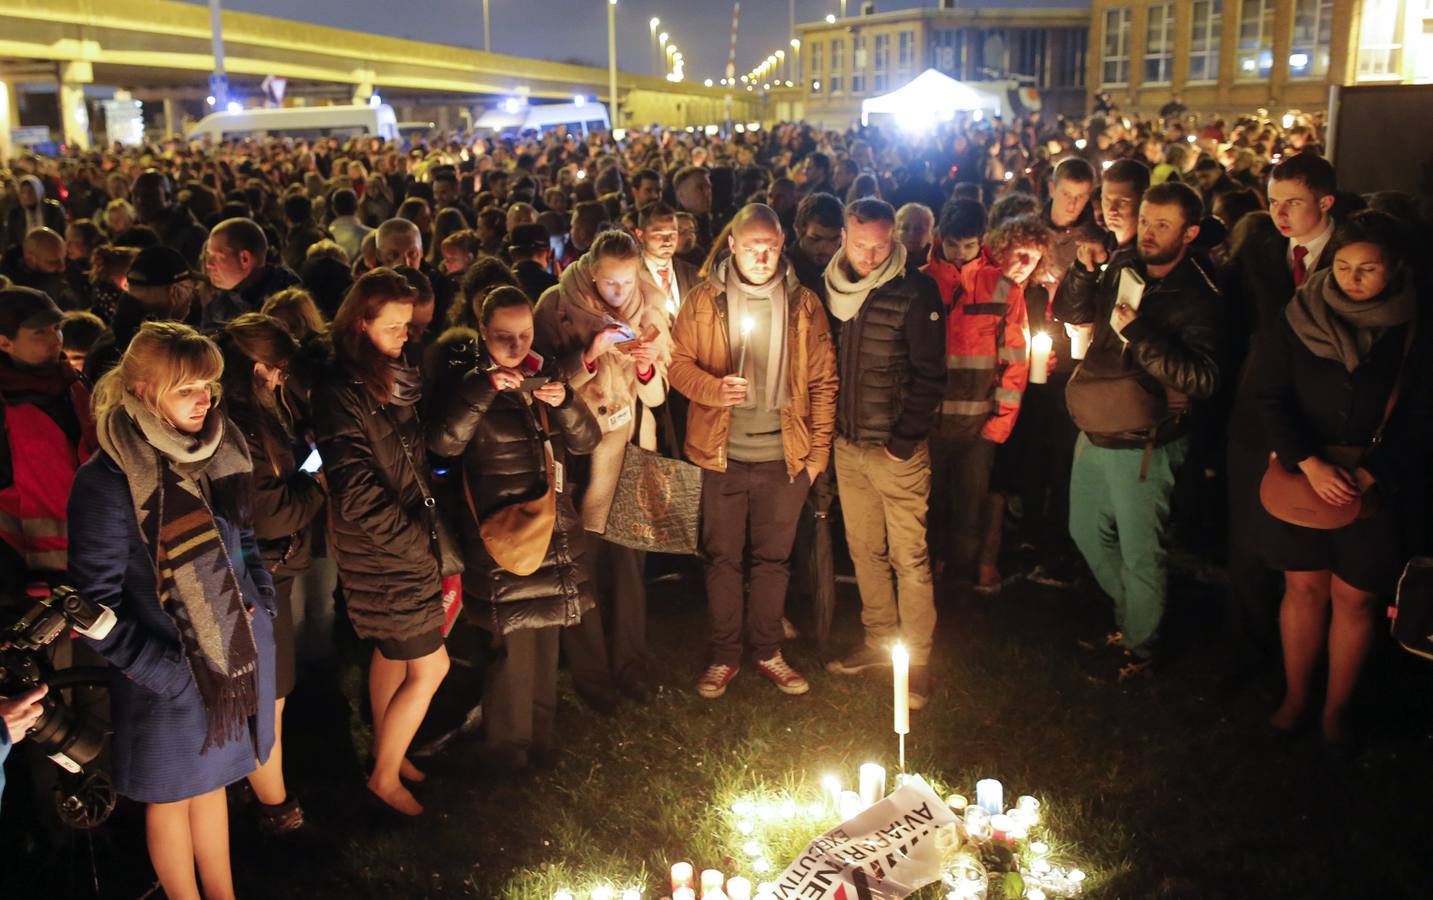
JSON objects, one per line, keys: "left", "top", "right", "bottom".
{"left": 658, "top": 266, "right": 673, "bottom": 295}
{"left": 1292, "top": 245, "right": 1309, "bottom": 288}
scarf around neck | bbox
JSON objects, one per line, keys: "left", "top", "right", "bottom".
{"left": 97, "top": 392, "right": 259, "bottom": 751}
{"left": 823, "top": 242, "right": 908, "bottom": 322}
{"left": 717, "top": 256, "right": 793, "bottom": 413}
{"left": 1285, "top": 268, "right": 1417, "bottom": 373}
{"left": 388, "top": 356, "right": 424, "bottom": 407}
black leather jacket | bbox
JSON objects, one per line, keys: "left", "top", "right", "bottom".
{"left": 1054, "top": 249, "right": 1222, "bottom": 448}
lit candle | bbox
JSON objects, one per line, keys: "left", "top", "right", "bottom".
{"left": 1016, "top": 795, "right": 1041, "bottom": 825}
{"left": 592, "top": 889, "right": 614, "bottom": 900}
{"left": 736, "top": 315, "right": 755, "bottom": 375}
{"left": 675, "top": 890, "right": 696, "bottom": 900}
{"left": 963, "top": 805, "right": 990, "bottom": 841}
{"left": 671, "top": 862, "right": 694, "bottom": 893}
{"left": 553, "top": 891, "right": 574, "bottom": 900}
{"left": 975, "top": 779, "right": 1003, "bottom": 819}
{"left": 726, "top": 877, "right": 753, "bottom": 900}
{"left": 858, "top": 763, "right": 887, "bottom": 807}
{"left": 743, "top": 840, "right": 762, "bottom": 858}
{"left": 621, "top": 891, "right": 641, "bottom": 900}
{"left": 945, "top": 793, "right": 968, "bottom": 814}
{"left": 838, "top": 790, "right": 863, "bottom": 821}
{"left": 1029, "top": 331, "right": 1052, "bottom": 384}
{"left": 990, "top": 814, "right": 1015, "bottom": 844}
{"left": 892, "top": 643, "right": 910, "bottom": 735}
{"left": 822, "top": 773, "right": 842, "bottom": 810}
{"left": 700, "top": 870, "right": 724, "bottom": 897}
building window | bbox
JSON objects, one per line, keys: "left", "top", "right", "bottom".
{"left": 809, "top": 39, "right": 822, "bottom": 80}
{"left": 874, "top": 33, "right": 890, "bottom": 91}
{"left": 1289, "top": 0, "right": 1335, "bottom": 78}
{"left": 1236, "top": 0, "right": 1275, "bottom": 80}
{"left": 851, "top": 34, "right": 867, "bottom": 92}
{"left": 1144, "top": 3, "right": 1175, "bottom": 84}
{"left": 898, "top": 30, "right": 915, "bottom": 73}
{"left": 1188, "top": 0, "right": 1223, "bottom": 82}
{"left": 1357, "top": 0, "right": 1405, "bottom": 79}
{"left": 830, "top": 38, "right": 845, "bottom": 94}
{"left": 1102, "top": 7, "right": 1131, "bottom": 85}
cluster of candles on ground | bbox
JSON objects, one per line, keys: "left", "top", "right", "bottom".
{"left": 549, "top": 646, "right": 1087, "bottom": 899}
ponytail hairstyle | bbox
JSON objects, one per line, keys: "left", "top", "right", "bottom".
{"left": 92, "top": 320, "right": 223, "bottom": 422}
{"left": 330, "top": 267, "right": 417, "bottom": 404}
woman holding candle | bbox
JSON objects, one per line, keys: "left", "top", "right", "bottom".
{"left": 532, "top": 229, "right": 672, "bottom": 705}
{"left": 921, "top": 214, "right": 1049, "bottom": 589}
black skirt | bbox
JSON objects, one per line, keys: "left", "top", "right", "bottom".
{"left": 1256, "top": 498, "right": 1407, "bottom": 594}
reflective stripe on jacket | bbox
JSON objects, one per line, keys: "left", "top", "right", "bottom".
{"left": 923, "top": 247, "right": 1030, "bottom": 444}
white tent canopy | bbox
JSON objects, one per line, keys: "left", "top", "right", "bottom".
{"left": 860, "top": 69, "right": 1009, "bottom": 130}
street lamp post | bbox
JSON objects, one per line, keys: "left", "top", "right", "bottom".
{"left": 791, "top": 38, "right": 801, "bottom": 87}
{"left": 649, "top": 17, "right": 660, "bottom": 78}
{"left": 208, "top": 0, "right": 228, "bottom": 108}
{"left": 483, "top": 0, "right": 491, "bottom": 52}
{"left": 607, "top": 0, "right": 619, "bottom": 132}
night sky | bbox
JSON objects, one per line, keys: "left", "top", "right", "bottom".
{"left": 180, "top": 0, "right": 939, "bottom": 83}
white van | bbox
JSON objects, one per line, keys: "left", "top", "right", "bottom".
{"left": 188, "top": 104, "right": 399, "bottom": 143}
{"left": 474, "top": 101, "right": 610, "bottom": 137}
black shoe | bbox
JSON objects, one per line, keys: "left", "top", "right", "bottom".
{"left": 615, "top": 674, "right": 652, "bottom": 704}
{"left": 576, "top": 688, "right": 619, "bottom": 716}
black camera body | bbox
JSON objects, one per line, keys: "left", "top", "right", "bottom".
{"left": 0, "top": 585, "right": 115, "bottom": 773}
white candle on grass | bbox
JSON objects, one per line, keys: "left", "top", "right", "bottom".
{"left": 892, "top": 643, "right": 910, "bottom": 735}
{"left": 858, "top": 762, "right": 887, "bottom": 807}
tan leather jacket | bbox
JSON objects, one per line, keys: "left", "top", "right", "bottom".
{"left": 668, "top": 268, "right": 839, "bottom": 477}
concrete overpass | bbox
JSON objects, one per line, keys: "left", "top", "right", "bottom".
{"left": 0, "top": 0, "right": 755, "bottom": 152}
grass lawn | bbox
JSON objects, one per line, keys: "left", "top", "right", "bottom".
{"left": 7, "top": 547, "right": 1433, "bottom": 899}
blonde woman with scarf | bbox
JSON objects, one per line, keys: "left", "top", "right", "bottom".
{"left": 533, "top": 229, "right": 671, "bottom": 704}
{"left": 69, "top": 321, "right": 276, "bottom": 900}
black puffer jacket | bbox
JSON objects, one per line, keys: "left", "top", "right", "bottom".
{"left": 311, "top": 364, "right": 442, "bottom": 642}
{"left": 427, "top": 353, "right": 602, "bottom": 635}
{"left": 834, "top": 269, "right": 947, "bottom": 459}
{"left": 1054, "top": 250, "right": 1222, "bottom": 449}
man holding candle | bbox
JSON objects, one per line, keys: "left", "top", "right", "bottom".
{"left": 669, "top": 203, "right": 839, "bottom": 699}
{"left": 822, "top": 199, "right": 946, "bottom": 710}
{"left": 1056, "top": 181, "right": 1222, "bottom": 679}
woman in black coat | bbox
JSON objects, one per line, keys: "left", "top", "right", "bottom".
{"left": 311, "top": 268, "right": 448, "bottom": 815}
{"left": 1255, "top": 211, "right": 1433, "bottom": 750}
{"left": 217, "top": 313, "right": 327, "bottom": 834}
{"left": 427, "top": 286, "right": 601, "bottom": 770}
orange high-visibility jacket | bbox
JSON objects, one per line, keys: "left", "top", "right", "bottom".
{"left": 922, "top": 246, "right": 1030, "bottom": 444}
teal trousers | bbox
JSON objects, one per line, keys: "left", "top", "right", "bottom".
{"left": 1068, "top": 434, "right": 1188, "bottom": 658}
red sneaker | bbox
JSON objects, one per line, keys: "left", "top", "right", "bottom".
{"left": 696, "top": 663, "right": 739, "bottom": 699}
{"left": 755, "top": 652, "right": 810, "bottom": 695}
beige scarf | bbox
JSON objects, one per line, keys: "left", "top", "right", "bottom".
{"left": 823, "top": 242, "right": 908, "bottom": 322}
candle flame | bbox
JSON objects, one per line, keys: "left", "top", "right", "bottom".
{"left": 891, "top": 643, "right": 909, "bottom": 665}
{"left": 741, "top": 315, "right": 755, "bottom": 335}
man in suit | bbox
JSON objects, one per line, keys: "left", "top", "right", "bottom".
{"left": 635, "top": 202, "right": 699, "bottom": 321}
{"left": 1220, "top": 153, "right": 1339, "bottom": 689}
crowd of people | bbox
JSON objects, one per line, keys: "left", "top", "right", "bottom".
{"left": 0, "top": 104, "right": 1429, "bottom": 899}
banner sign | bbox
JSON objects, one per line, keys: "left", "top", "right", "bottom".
{"left": 771, "top": 776, "right": 956, "bottom": 900}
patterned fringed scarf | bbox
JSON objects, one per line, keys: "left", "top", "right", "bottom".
{"left": 97, "top": 392, "right": 259, "bottom": 752}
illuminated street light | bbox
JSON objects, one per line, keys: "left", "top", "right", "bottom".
{"left": 825, "top": 14, "right": 836, "bottom": 23}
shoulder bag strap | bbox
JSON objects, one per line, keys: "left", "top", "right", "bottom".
{"left": 1369, "top": 322, "right": 1417, "bottom": 451}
